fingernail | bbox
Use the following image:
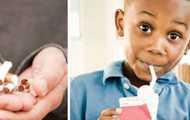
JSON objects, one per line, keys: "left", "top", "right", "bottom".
{"left": 112, "top": 115, "right": 117, "bottom": 119}
{"left": 116, "top": 108, "right": 122, "bottom": 114}
{"left": 37, "top": 79, "right": 48, "bottom": 96}
{"left": 112, "top": 115, "right": 119, "bottom": 120}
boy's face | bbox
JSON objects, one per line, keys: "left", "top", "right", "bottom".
{"left": 116, "top": 0, "right": 190, "bottom": 81}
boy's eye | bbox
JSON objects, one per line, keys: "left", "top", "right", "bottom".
{"left": 167, "top": 32, "right": 182, "bottom": 41}
{"left": 138, "top": 23, "right": 152, "bottom": 33}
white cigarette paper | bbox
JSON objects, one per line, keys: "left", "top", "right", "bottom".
{"left": 11, "top": 75, "right": 19, "bottom": 86}
{"left": 0, "top": 61, "right": 12, "bottom": 81}
{"left": 4, "top": 83, "right": 16, "bottom": 91}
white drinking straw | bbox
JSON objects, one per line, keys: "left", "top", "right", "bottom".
{"left": 149, "top": 65, "right": 157, "bottom": 89}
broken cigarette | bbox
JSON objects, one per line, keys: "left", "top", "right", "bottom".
{"left": 3, "top": 83, "right": 16, "bottom": 93}
{"left": 0, "top": 61, "right": 31, "bottom": 94}
{"left": 0, "top": 61, "right": 12, "bottom": 82}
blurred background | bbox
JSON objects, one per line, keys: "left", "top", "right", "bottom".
{"left": 69, "top": 0, "right": 190, "bottom": 83}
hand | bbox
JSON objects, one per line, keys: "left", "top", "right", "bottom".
{"left": 0, "top": 46, "right": 67, "bottom": 113}
{"left": 0, "top": 75, "right": 67, "bottom": 120}
{"left": 0, "top": 67, "right": 37, "bottom": 112}
{"left": 98, "top": 108, "right": 121, "bottom": 120}
{"left": 31, "top": 47, "right": 67, "bottom": 97}
{"left": 0, "top": 92, "right": 36, "bottom": 112}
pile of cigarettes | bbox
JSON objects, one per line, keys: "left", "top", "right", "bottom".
{"left": 0, "top": 61, "right": 30, "bottom": 94}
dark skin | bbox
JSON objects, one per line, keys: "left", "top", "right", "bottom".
{"left": 123, "top": 62, "right": 150, "bottom": 88}
{"left": 98, "top": 0, "right": 190, "bottom": 120}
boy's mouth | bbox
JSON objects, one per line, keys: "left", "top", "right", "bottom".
{"left": 138, "top": 59, "right": 164, "bottom": 68}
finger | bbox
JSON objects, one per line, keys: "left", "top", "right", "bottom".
{"left": 101, "top": 108, "right": 115, "bottom": 116}
{"left": 112, "top": 115, "right": 120, "bottom": 120}
{"left": 50, "top": 74, "right": 67, "bottom": 110}
{"left": 0, "top": 95, "right": 52, "bottom": 120}
{"left": 31, "top": 47, "right": 67, "bottom": 97}
{"left": 14, "top": 92, "right": 37, "bottom": 111}
{"left": 0, "top": 93, "right": 51, "bottom": 120}
{"left": 0, "top": 74, "right": 67, "bottom": 120}
{"left": 19, "top": 67, "right": 37, "bottom": 96}
{"left": 0, "top": 92, "right": 36, "bottom": 112}
{"left": 19, "top": 65, "right": 66, "bottom": 111}
{"left": 98, "top": 115, "right": 120, "bottom": 120}
{"left": 101, "top": 108, "right": 121, "bottom": 116}
{"left": 98, "top": 116, "right": 116, "bottom": 120}
{"left": 19, "top": 67, "right": 32, "bottom": 79}
{"left": 0, "top": 94, "right": 23, "bottom": 111}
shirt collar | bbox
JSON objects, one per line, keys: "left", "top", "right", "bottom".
{"left": 158, "top": 71, "right": 178, "bottom": 84}
{"left": 103, "top": 60, "right": 124, "bottom": 85}
{"left": 103, "top": 60, "right": 178, "bottom": 85}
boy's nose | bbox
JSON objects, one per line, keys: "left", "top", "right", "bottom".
{"left": 147, "top": 37, "right": 167, "bottom": 56}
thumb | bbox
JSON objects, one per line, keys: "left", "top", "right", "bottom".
{"left": 31, "top": 47, "right": 67, "bottom": 97}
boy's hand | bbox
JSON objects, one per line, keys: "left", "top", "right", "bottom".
{"left": 98, "top": 108, "right": 121, "bottom": 120}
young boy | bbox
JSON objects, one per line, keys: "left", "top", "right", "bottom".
{"left": 71, "top": 0, "right": 190, "bottom": 120}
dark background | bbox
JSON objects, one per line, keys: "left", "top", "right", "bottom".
{"left": 0, "top": 0, "right": 67, "bottom": 72}
{"left": 0, "top": 0, "right": 67, "bottom": 119}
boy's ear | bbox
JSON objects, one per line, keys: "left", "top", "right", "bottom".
{"left": 184, "top": 41, "right": 190, "bottom": 55}
{"left": 188, "top": 41, "right": 190, "bottom": 49}
{"left": 187, "top": 41, "right": 190, "bottom": 51}
{"left": 115, "top": 9, "right": 124, "bottom": 37}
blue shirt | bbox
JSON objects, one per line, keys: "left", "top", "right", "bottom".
{"left": 70, "top": 60, "right": 190, "bottom": 120}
